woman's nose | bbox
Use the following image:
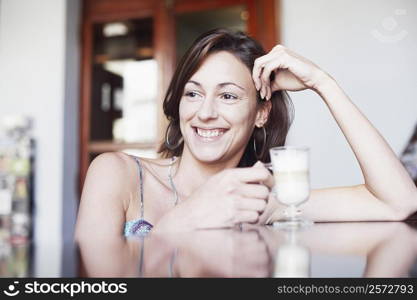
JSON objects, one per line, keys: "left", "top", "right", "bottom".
{"left": 197, "top": 97, "right": 218, "bottom": 121}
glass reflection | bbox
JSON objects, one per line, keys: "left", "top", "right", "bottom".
{"left": 273, "top": 227, "right": 310, "bottom": 277}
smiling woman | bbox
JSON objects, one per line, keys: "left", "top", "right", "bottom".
{"left": 75, "top": 29, "right": 417, "bottom": 241}
{"left": 159, "top": 29, "right": 293, "bottom": 167}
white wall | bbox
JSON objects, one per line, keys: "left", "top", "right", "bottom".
{"left": 0, "top": 0, "right": 80, "bottom": 276}
{"left": 280, "top": 0, "right": 417, "bottom": 188}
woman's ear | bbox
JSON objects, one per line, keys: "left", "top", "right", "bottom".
{"left": 255, "top": 100, "right": 272, "bottom": 127}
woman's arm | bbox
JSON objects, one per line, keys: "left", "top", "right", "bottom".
{"left": 75, "top": 152, "right": 141, "bottom": 276}
{"left": 301, "top": 78, "right": 417, "bottom": 221}
{"left": 313, "top": 79, "right": 416, "bottom": 218}
{"left": 74, "top": 152, "right": 132, "bottom": 241}
{"left": 253, "top": 45, "right": 417, "bottom": 222}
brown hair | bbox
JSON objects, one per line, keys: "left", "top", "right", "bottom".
{"left": 158, "top": 28, "right": 294, "bottom": 167}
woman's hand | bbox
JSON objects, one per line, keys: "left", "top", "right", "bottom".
{"left": 153, "top": 162, "right": 274, "bottom": 231}
{"left": 252, "top": 45, "right": 332, "bottom": 99}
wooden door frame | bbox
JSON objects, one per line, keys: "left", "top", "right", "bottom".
{"left": 173, "top": 0, "right": 279, "bottom": 50}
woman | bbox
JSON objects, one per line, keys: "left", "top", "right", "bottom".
{"left": 75, "top": 29, "right": 417, "bottom": 239}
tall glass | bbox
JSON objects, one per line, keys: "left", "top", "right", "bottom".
{"left": 269, "top": 146, "right": 313, "bottom": 227}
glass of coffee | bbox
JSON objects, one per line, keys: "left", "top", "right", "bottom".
{"left": 269, "top": 146, "right": 313, "bottom": 227}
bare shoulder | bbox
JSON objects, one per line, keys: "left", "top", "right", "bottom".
{"left": 82, "top": 152, "right": 143, "bottom": 197}
{"left": 76, "top": 152, "right": 139, "bottom": 240}
{"left": 88, "top": 152, "right": 132, "bottom": 174}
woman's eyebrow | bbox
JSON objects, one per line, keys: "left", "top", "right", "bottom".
{"left": 218, "top": 82, "right": 246, "bottom": 91}
{"left": 186, "top": 80, "right": 202, "bottom": 87}
{"left": 186, "top": 80, "right": 245, "bottom": 91}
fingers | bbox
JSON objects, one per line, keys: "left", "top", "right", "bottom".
{"left": 234, "top": 198, "right": 267, "bottom": 212}
{"left": 253, "top": 57, "right": 276, "bottom": 100}
{"left": 261, "top": 53, "right": 290, "bottom": 100}
{"left": 252, "top": 161, "right": 275, "bottom": 190}
{"left": 261, "top": 60, "right": 283, "bottom": 100}
{"left": 237, "top": 183, "right": 269, "bottom": 200}
{"left": 252, "top": 54, "right": 271, "bottom": 91}
{"left": 234, "top": 165, "right": 271, "bottom": 184}
{"left": 252, "top": 45, "right": 288, "bottom": 100}
{"left": 235, "top": 210, "right": 259, "bottom": 224}
{"left": 261, "top": 173, "right": 275, "bottom": 190}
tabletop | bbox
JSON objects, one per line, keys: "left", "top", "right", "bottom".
{"left": 76, "top": 221, "right": 417, "bottom": 278}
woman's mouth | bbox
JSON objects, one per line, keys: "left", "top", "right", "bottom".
{"left": 192, "top": 126, "right": 228, "bottom": 142}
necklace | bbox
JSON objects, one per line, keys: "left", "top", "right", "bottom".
{"left": 168, "top": 156, "right": 179, "bottom": 205}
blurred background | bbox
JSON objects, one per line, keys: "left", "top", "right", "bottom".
{"left": 0, "top": 0, "right": 416, "bottom": 277}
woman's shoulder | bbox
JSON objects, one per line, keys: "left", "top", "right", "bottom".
{"left": 87, "top": 152, "right": 172, "bottom": 179}
{"left": 85, "top": 152, "right": 177, "bottom": 190}
{"left": 90, "top": 151, "right": 132, "bottom": 168}
{"left": 77, "top": 152, "right": 136, "bottom": 240}
{"left": 83, "top": 152, "right": 141, "bottom": 194}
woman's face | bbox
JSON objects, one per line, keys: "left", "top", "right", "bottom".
{"left": 179, "top": 51, "right": 268, "bottom": 164}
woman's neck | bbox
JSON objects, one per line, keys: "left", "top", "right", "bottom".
{"left": 173, "top": 148, "right": 243, "bottom": 200}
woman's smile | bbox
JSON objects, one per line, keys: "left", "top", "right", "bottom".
{"left": 192, "top": 126, "right": 229, "bottom": 143}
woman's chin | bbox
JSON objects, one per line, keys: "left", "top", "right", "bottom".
{"left": 192, "top": 150, "right": 226, "bottom": 163}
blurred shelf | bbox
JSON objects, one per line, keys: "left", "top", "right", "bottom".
{"left": 94, "top": 47, "right": 154, "bottom": 64}
{"left": 88, "top": 140, "right": 157, "bottom": 153}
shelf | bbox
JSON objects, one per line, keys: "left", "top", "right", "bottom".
{"left": 94, "top": 47, "right": 153, "bottom": 64}
{"left": 88, "top": 140, "right": 157, "bottom": 153}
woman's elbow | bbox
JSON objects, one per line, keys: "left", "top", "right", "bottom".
{"left": 390, "top": 190, "right": 417, "bottom": 221}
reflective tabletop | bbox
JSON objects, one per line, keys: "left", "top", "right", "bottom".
{"left": 77, "top": 221, "right": 417, "bottom": 278}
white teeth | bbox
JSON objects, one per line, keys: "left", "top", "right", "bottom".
{"left": 196, "top": 128, "right": 225, "bottom": 138}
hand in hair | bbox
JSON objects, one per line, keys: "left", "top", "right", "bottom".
{"left": 252, "top": 45, "right": 332, "bottom": 100}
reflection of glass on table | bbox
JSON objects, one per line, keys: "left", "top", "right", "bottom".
{"left": 274, "top": 227, "right": 310, "bottom": 278}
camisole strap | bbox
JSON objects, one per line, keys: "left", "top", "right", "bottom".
{"left": 131, "top": 155, "right": 145, "bottom": 219}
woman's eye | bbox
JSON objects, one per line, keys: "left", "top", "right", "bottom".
{"left": 221, "top": 93, "right": 238, "bottom": 101}
{"left": 185, "top": 91, "right": 196, "bottom": 97}
{"left": 185, "top": 91, "right": 200, "bottom": 98}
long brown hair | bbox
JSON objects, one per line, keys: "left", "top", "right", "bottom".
{"left": 158, "top": 28, "right": 294, "bottom": 167}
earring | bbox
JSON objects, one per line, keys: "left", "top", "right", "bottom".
{"left": 253, "top": 126, "right": 267, "bottom": 160}
{"left": 165, "top": 122, "right": 184, "bottom": 150}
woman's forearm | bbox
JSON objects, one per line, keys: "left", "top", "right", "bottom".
{"left": 315, "top": 78, "right": 417, "bottom": 213}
